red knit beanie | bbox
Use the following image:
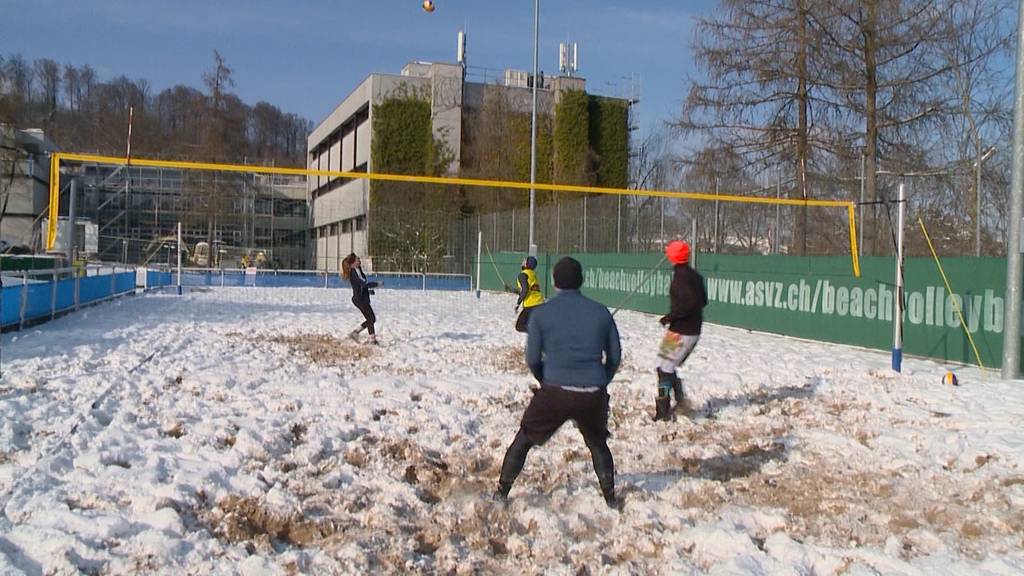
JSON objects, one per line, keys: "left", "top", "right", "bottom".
{"left": 666, "top": 240, "right": 690, "bottom": 265}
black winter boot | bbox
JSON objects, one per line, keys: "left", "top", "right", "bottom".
{"left": 597, "top": 472, "right": 620, "bottom": 510}
{"left": 603, "top": 489, "right": 622, "bottom": 510}
{"left": 494, "top": 479, "right": 512, "bottom": 503}
{"left": 653, "top": 370, "right": 675, "bottom": 421}
{"left": 667, "top": 372, "right": 691, "bottom": 415}
{"left": 654, "top": 395, "right": 672, "bottom": 421}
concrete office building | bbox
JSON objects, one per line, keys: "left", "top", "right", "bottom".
{"left": 307, "top": 57, "right": 605, "bottom": 272}
{"left": 0, "top": 125, "right": 58, "bottom": 252}
{"left": 307, "top": 61, "right": 464, "bottom": 271}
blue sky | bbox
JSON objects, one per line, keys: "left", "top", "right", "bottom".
{"left": 3, "top": 0, "right": 714, "bottom": 138}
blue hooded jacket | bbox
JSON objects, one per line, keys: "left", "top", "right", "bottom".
{"left": 525, "top": 290, "right": 621, "bottom": 389}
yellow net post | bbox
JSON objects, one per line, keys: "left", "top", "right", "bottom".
{"left": 46, "top": 153, "right": 61, "bottom": 251}
{"left": 847, "top": 204, "right": 861, "bottom": 277}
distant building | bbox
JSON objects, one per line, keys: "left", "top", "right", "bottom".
{"left": 66, "top": 165, "right": 309, "bottom": 269}
{"left": 307, "top": 58, "right": 626, "bottom": 272}
{"left": 0, "top": 125, "right": 58, "bottom": 251}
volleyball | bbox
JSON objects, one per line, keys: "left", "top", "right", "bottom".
{"left": 942, "top": 371, "right": 959, "bottom": 386}
{"left": 422, "top": 0, "right": 435, "bottom": 12}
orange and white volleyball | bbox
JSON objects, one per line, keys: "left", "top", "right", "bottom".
{"left": 422, "top": 0, "right": 435, "bottom": 12}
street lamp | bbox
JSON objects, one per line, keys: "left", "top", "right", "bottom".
{"left": 528, "top": 0, "right": 539, "bottom": 256}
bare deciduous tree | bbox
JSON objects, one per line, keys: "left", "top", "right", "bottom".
{"left": 678, "top": 0, "right": 823, "bottom": 254}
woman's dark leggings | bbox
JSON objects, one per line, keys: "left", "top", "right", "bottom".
{"left": 353, "top": 299, "right": 376, "bottom": 335}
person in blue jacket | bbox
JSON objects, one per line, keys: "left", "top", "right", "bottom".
{"left": 341, "top": 253, "right": 379, "bottom": 345}
{"left": 495, "top": 257, "right": 623, "bottom": 508}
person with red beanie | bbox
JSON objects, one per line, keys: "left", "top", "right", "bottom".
{"left": 654, "top": 240, "right": 707, "bottom": 421}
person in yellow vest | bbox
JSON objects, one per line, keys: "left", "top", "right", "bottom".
{"left": 514, "top": 256, "right": 545, "bottom": 332}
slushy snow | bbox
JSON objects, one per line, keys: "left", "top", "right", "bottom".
{"left": 0, "top": 287, "right": 1022, "bottom": 574}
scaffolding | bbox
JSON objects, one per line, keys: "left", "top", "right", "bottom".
{"left": 68, "top": 164, "right": 309, "bottom": 268}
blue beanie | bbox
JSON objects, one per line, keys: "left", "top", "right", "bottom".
{"left": 523, "top": 256, "right": 538, "bottom": 269}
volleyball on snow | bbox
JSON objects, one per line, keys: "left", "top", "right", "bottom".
{"left": 422, "top": 0, "right": 435, "bottom": 12}
{"left": 942, "top": 371, "right": 959, "bottom": 386}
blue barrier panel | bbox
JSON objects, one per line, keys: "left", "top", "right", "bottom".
{"left": 373, "top": 275, "right": 420, "bottom": 290}
{"left": 255, "top": 273, "right": 326, "bottom": 288}
{"left": 152, "top": 271, "right": 470, "bottom": 291}
{"left": 115, "top": 272, "right": 134, "bottom": 294}
{"left": 25, "top": 283, "right": 54, "bottom": 321}
{"left": 56, "top": 279, "right": 75, "bottom": 311}
{"left": 181, "top": 271, "right": 212, "bottom": 287}
{"left": 224, "top": 272, "right": 247, "bottom": 287}
{"left": 427, "top": 276, "right": 471, "bottom": 291}
{"left": 147, "top": 271, "right": 169, "bottom": 288}
{"left": 79, "top": 275, "right": 113, "bottom": 305}
{"left": 366, "top": 274, "right": 471, "bottom": 292}
{"left": 1, "top": 285, "right": 18, "bottom": 326}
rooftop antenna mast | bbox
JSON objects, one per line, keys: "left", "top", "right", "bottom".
{"left": 457, "top": 28, "right": 467, "bottom": 66}
{"left": 559, "top": 41, "right": 579, "bottom": 77}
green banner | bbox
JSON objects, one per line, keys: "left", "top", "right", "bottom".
{"left": 479, "top": 251, "right": 1011, "bottom": 370}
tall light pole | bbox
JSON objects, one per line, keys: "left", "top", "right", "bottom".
{"left": 528, "top": 0, "right": 539, "bottom": 256}
{"left": 1001, "top": 0, "right": 1024, "bottom": 380}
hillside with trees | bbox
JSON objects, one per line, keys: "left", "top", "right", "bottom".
{"left": 0, "top": 50, "right": 310, "bottom": 166}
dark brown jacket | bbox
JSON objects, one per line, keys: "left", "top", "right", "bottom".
{"left": 660, "top": 264, "right": 707, "bottom": 335}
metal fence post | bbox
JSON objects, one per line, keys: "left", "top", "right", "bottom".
{"left": 616, "top": 196, "right": 622, "bottom": 253}
{"left": 74, "top": 273, "right": 80, "bottom": 311}
{"left": 19, "top": 276, "right": 27, "bottom": 330}
{"left": 583, "top": 195, "right": 588, "bottom": 252}
{"left": 660, "top": 197, "right": 665, "bottom": 243}
{"left": 556, "top": 200, "right": 561, "bottom": 253}
{"left": 50, "top": 271, "right": 58, "bottom": 320}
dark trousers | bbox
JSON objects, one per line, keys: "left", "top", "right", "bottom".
{"left": 499, "top": 385, "right": 615, "bottom": 497}
{"left": 514, "top": 306, "right": 534, "bottom": 333}
{"left": 353, "top": 298, "right": 376, "bottom": 335}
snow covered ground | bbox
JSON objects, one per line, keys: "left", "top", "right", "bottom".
{"left": 0, "top": 286, "right": 1022, "bottom": 575}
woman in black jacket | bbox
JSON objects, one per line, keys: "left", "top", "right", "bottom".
{"left": 341, "top": 253, "right": 379, "bottom": 345}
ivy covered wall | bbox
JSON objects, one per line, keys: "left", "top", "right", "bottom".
{"left": 460, "top": 85, "right": 629, "bottom": 203}
{"left": 553, "top": 89, "right": 590, "bottom": 185}
{"left": 366, "top": 82, "right": 630, "bottom": 269}
{"left": 588, "top": 95, "right": 630, "bottom": 189}
{"left": 369, "top": 87, "right": 454, "bottom": 271}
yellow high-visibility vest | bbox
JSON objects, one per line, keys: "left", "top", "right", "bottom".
{"left": 518, "top": 268, "right": 545, "bottom": 308}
